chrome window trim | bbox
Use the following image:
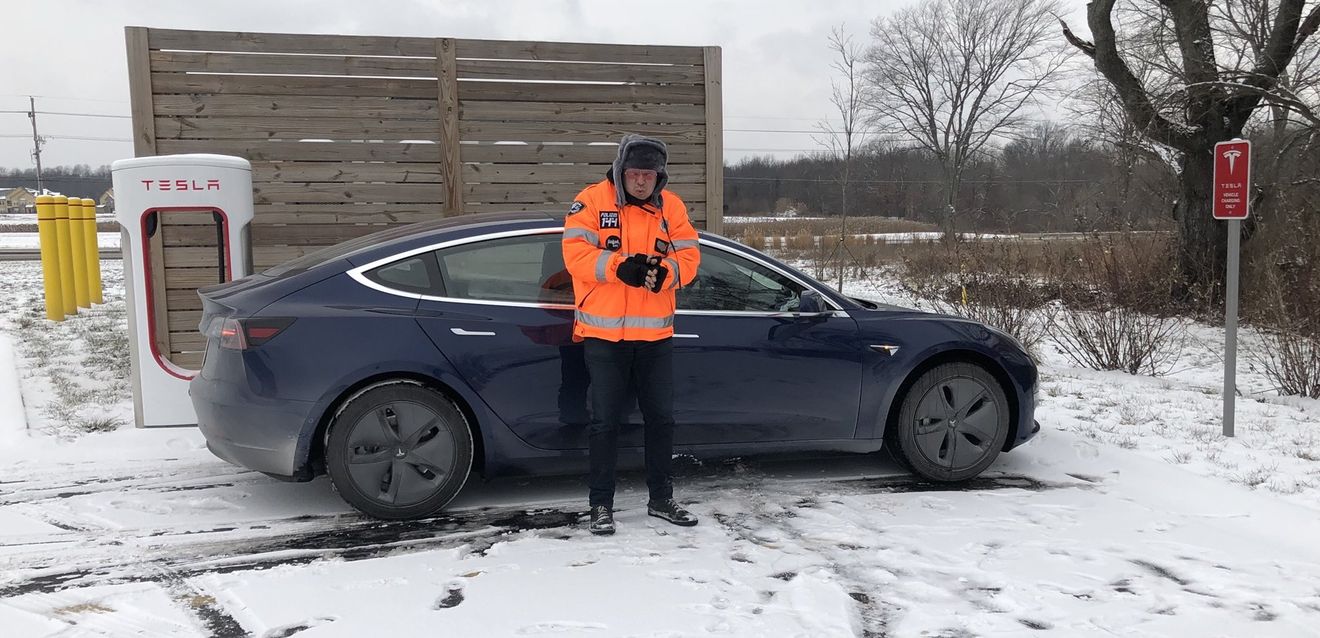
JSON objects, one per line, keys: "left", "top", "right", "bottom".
{"left": 346, "top": 227, "right": 849, "bottom": 318}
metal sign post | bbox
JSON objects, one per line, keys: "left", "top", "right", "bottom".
{"left": 1212, "top": 139, "right": 1251, "bottom": 438}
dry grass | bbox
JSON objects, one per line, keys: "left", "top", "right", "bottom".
{"left": 726, "top": 216, "right": 939, "bottom": 245}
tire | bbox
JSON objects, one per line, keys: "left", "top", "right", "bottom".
{"left": 326, "top": 383, "right": 474, "bottom": 519}
{"left": 887, "top": 362, "right": 1011, "bottom": 482}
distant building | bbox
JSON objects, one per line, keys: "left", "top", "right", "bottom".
{"left": 99, "top": 188, "right": 114, "bottom": 214}
{"left": 1, "top": 187, "right": 37, "bottom": 214}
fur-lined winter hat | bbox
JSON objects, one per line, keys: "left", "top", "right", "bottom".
{"left": 611, "top": 134, "right": 669, "bottom": 208}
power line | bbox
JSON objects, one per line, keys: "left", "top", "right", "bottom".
{"left": 44, "top": 135, "right": 132, "bottom": 142}
{"left": 0, "top": 93, "right": 129, "bottom": 105}
{"left": 0, "top": 110, "right": 131, "bottom": 119}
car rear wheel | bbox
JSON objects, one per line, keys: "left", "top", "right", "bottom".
{"left": 326, "top": 383, "right": 473, "bottom": 519}
{"left": 888, "top": 363, "right": 1010, "bottom": 482}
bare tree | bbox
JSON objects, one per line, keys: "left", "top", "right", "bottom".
{"left": 1213, "top": 0, "right": 1320, "bottom": 136}
{"left": 863, "top": 0, "right": 1070, "bottom": 240}
{"left": 1061, "top": 0, "right": 1320, "bottom": 302}
{"left": 816, "top": 24, "right": 871, "bottom": 292}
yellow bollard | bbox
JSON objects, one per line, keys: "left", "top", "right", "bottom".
{"left": 36, "top": 195, "right": 64, "bottom": 321}
{"left": 82, "top": 198, "right": 102, "bottom": 304}
{"left": 52, "top": 195, "right": 77, "bottom": 317}
{"left": 68, "top": 194, "right": 90, "bottom": 309}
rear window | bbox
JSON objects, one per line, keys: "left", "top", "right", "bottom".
{"left": 363, "top": 252, "right": 444, "bottom": 296}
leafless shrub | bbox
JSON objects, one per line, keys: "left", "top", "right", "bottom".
{"left": 739, "top": 227, "right": 766, "bottom": 251}
{"left": 898, "top": 238, "right": 1062, "bottom": 358}
{"left": 1051, "top": 306, "right": 1186, "bottom": 375}
{"left": 723, "top": 216, "right": 938, "bottom": 241}
{"left": 1245, "top": 268, "right": 1320, "bottom": 399}
{"left": 1048, "top": 234, "right": 1187, "bottom": 375}
{"left": 788, "top": 229, "right": 816, "bottom": 251}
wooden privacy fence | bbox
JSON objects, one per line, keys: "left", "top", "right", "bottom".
{"left": 124, "top": 27, "right": 722, "bottom": 368}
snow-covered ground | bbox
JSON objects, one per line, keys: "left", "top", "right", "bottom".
{"left": 0, "top": 232, "right": 120, "bottom": 250}
{"left": 1, "top": 259, "right": 1319, "bottom": 637}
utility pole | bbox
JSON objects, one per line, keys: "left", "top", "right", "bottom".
{"left": 28, "top": 96, "right": 44, "bottom": 192}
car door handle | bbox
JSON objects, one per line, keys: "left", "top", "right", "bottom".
{"left": 673, "top": 333, "right": 699, "bottom": 339}
{"left": 451, "top": 328, "right": 496, "bottom": 336}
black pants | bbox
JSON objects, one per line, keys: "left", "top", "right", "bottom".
{"left": 583, "top": 337, "right": 674, "bottom": 508}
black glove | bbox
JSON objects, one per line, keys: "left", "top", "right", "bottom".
{"left": 649, "top": 263, "right": 669, "bottom": 292}
{"left": 616, "top": 253, "right": 651, "bottom": 288}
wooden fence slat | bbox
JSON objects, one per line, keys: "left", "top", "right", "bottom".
{"left": 168, "top": 310, "right": 203, "bottom": 332}
{"left": 466, "top": 182, "right": 707, "bottom": 205}
{"left": 169, "top": 351, "right": 204, "bottom": 368}
{"left": 704, "top": 46, "right": 724, "bottom": 235}
{"left": 250, "top": 223, "right": 406, "bottom": 246}
{"left": 163, "top": 226, "right": 233, "bottom": 246}
{"left": 438, "top": 38, "right": 462, "bottom": 216}
{"left": 154, "top": 116, "right": 440, "bottom": 141}
{"left": 153, "top": 95, "right": 439, "bottom": 118}
{"left": 457, "top": 122, "right": 704, "bottom": 144}
{"left": 461, "top": 100, "right": 706, "bottom": 125}
{"left": 254, "top": 245, "right": 326, "bottom": 268}
{"left": 166, "top": 332, "right": 208, "bottom": 351}
{"left": 460, "top": 143, "right": 706, "bottom": 164}
{"left": 151, "top": 74, "right": 439, "bottom": 98}
{"left": 252, "top": 206, "right": 443, "bottom": 223}
{"left": 252, "top": 182, "right": 445, "bottom": 204}
{"left": 463, "top": 163, "right": 706, "bottom": 184}
{"left": 159, "top": 213, "right": 224, "bottom": 226}
{"left": 147, "top": 28, "right": 436, "bottom": 57}
{"left": 164, "top": 247, "right": 227, "bottom": 269}
{"left": 167, "top": 289, "right": 202, "bottom": 310}
{"left": 126, "top": 28, "right": 158, "bottom": 156}
{"left": 455, "top": 39, "right": 703, "bottom": 65}
{"left": 464, "top": 202, "right": 707, "bottom": 222}
{"left": 251, "top": 162, "right": 444, "bottom": 183}
{"left": 149, "top": 51, "right": 437, "bottom": 78}
{"left": 456, "top": 59, "right": 704, "bottom": 84}
{"left": 458, "top": 81, "right": 704, "bottom": 104}
{"left": 165, "top": 268, "right": 225, "bottom": 289}
{"left": 156, "top": 139, "right": 444, "bottom": 162}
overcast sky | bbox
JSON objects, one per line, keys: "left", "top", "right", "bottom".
{"left": 0, "top": 0, "right": 1088, "bottom": 172}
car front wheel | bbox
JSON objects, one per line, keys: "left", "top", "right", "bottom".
{"left": 326, "top": 383, "right": 473, "bottom": 519}
{"left": 888, "top": 362, "right": 1011, "bottom": 482}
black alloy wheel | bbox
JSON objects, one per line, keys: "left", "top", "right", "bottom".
{"left": 326, "top": 383, "right": 474, "bottom": 519}
{"left": 888, "top": 363, "right": 1011, "bottom": 482}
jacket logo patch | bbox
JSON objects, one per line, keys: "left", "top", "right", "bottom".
{"left": 569, "top": 200, "right": 585, "bottom": 214}
{"left": 599, "top": 211, "right": 619, "bottom": 229}
{"left": 654, "top": 238, "right": 670, "bottom": 254}
{"left": 605, "top": 236, "right": 621, "bottom": 251}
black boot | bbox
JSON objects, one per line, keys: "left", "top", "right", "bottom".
{"left": 588, "top": 505, "right": 615, "bottom": 535}
{"left": 647, "top": 499, "right": 698, "bottom": 526}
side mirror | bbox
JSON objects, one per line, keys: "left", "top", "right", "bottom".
{"left": 798, "top": 289, "right": 825, "bottom": 314}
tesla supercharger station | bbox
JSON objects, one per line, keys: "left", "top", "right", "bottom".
{"left": 112, "top": 154, "right": 254, "bottom": 427}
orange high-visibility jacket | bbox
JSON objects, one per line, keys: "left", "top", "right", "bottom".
{"left": 562, "top": 178, "right": 700, "bottom": 342}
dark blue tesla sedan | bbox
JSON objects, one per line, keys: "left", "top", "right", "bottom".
{"left": 191, "top": 212, "right": 1039, "bottom": 519}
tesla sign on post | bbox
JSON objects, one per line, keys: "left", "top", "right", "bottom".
{"left": 1214, "top": 139, "right": 1250, "bottom": 438}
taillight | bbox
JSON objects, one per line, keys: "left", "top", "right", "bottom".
{"left": 207, "top": 317, "right": 295, "bottom": 350}
{"left": 219, "top": 318, "right": 245, "bottom": 350}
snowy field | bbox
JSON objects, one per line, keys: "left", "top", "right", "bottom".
{"left": 1, "top": 258, "right": 1319, "bottom": 636}
{"left": 0, "top": 232, "right": 120, "bottom": 250}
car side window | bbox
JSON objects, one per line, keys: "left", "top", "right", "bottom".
{"left": 677, "top": 247, "right": 807, "bottom": 312}
{"left": 436, "top": 233, "right": 573, "bottom": 305}
{"left": 364, "top": 252, "right": 443, "bottom": 296}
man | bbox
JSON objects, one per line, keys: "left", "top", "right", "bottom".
{"left": 561, "top": 133, "right": 701, "bottom": 535}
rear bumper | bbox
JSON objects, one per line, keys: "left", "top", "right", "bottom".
{"left": 191, "top": 375, "right": 316, "bottom": 479}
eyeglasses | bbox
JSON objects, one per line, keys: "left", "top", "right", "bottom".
{"left": 623, "top": 168, "right": 658, "bottom": 181}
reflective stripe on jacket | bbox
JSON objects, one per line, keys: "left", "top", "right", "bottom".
{"left": 562, "top": 178, "right": 700, "bottom": 342}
